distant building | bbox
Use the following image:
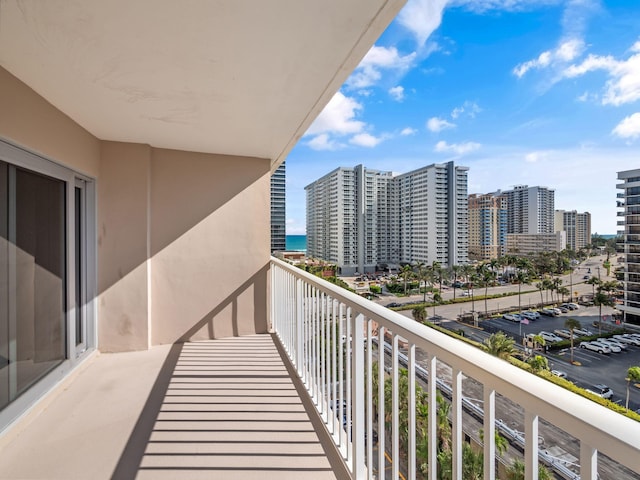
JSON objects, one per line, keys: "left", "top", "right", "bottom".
{"left": 468, "top": 192, "right": 507, "bottom": 260}
{"left": 506, "top": 232, "right": 566, "bottom": 256}
{"left": 617, "top": 168, "right": 640, "bottom": 325}
{"left": 306, "top": 161, "right": 468, "bottom": 275}
{"left": 503, "top": 185, "right": 555, "bottom": 234}
{"left": 554, "top": 209, "right": 591, "bottom": 251}
{"left": 270, "top": 160, "right": 286, "bottom": 252}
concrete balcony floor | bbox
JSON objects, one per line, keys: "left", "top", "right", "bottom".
{"left": 0, "top": 334, "right": 347, "bottom": 480}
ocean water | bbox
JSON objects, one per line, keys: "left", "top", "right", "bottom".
{"left": 286, "top": 235, "right": 306, "bottom": 252}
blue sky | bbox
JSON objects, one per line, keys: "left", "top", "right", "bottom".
{"left": 285, "top": 0, "right": 640, "bottom": 236}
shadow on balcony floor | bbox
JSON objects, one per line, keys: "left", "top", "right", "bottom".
{"left": 0, "top": 335, "right": 346, "bottom": 480}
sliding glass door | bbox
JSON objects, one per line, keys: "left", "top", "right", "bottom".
{"left": 0, "top": 140, "right": 94, "bottom": 424}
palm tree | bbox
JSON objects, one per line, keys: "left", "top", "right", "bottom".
{"left": 557, "top": 286, "right": 570, "bottom": 303}
{"left": 432, "top": 292, "right": 443, "bottom": 319}
{"left": 586, "top": 275, "right": 600, "bottom": 297}
{"left": 432, "top": 260, "right": 443, "bottom": 293}
{"left": 528, "top": 355, "right": 549, "bottom": 373}
{"left": 477, "top": 263, "right": 495, "bottom": 317}
{"left": 594, "top": 287, "right": 615, "bottom": 334}
{"left": 507, "top": 458, "right": 552, "bottom": 480}
{"left": 484, "top": 332, "right": 516, "bottom": 359}
{"left": 565, "top": 317, "right": 581, "bottom": 364}
{"left": 450, "top": 264, "right": 461, "bottom": 300}
{"left": 412, "top": 305, "right": 427, "bottom": 323}
{"left": 400, "top": 264, "right": 413, "bottom": 295}
{"left": 626, "top": 366, "right": 640, "bottom": 410}
{"left": 414, "top": 261, "right": 428, "bottom": 303}
{"left": 535, "top": 281, "right": 545, "bottom": 308}
{"left": 515, "top": 268, "right": 531, "bottom": 315}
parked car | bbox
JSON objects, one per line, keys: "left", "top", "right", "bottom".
{"left": 573, "top": 328, "right": 593, "bottom": 337}
{"left": 556, "top": 306, "right": 569, "bottom": 313}
{"left": 586, "top": 384, "right": 613, "bottom": 399}
{"left": 521, "top": 311, "right": 539, "bottom": 321}
{"left": 551, "top": 307, "right": 563, "bottom": 315}
{"left": 503, "top": 313, "right": 521, "bottom": 322}
{"left": 597, "top": 337, "right": 627, "bottom": 350}
{"left": 579, "top": 341, "right": 611, "bottom": 354}
{"left": 539, "top": 331, "right": 563, "bottom": 343}
{"left": 568, "top": 302, "right": 579, "bottom": 309}
{"left": 554, "top": 329, "right": 574, "bottom": 339}
{"left": 560, "top": 303, "right": 578, "bottom": 310}
{"left": 613, "top": 334, "right": 640, "bottom": 346}
{"left": 540, "top": 308, "right": 557, "bottom": 317}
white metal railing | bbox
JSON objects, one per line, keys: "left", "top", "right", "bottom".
{"left": 270, "top": 257, "right": 640, "bottom": 480}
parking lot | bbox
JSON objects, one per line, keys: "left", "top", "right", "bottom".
{"left": 483, "top": 306, "right": 640, "bottom": 411}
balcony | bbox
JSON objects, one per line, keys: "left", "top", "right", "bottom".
{"left": 1, "top": 258, "right": 639, "bottom": 479}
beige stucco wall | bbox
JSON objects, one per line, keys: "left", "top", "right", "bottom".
{"left": 149, "top": 148, "right": 270, "bottom": 344}
{"left": 0, "top": 67, "right": 100, "bottom": 177}
{"left": 1, "top": 65, "right": 272, "bottom": 353}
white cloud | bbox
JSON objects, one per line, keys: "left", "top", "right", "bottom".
{"left": 427, "top": 117, "right": 456, "bottom": 132}
{"left": 306, "top": 91, "right": 365, "bottom": 136}
{"left": 346, "top": 46, "right": 417, "bottom": 89}
{"left": 451, "top": 0, "right": 561, "bottom": 14}
{"left": 434, "top": 140, "right": 481, "bottom": 155}
{"left": 451, "top": 101, "right": 482, "bottom": 119}
{"left": 397, "top": 0, "right": 449, "bottom": 47}
{"left": 307, "top": 134, "right": 342, "bottom": 151}
{"left": 350, "top": 133, "right": 384, "bottom": 148}
{"left": 514, "top": 39, "right": 584, "bottom": 78}
{"left": 612, "top": 113, "right": 640, "bottom": 140}
{"left": 524, "top": 151, "right": 551, "bottom": 163}
{"left": 389, "top": 86, "right": 405, "bottom": 101}
{"left": 562, "top": 44, "right": 640, "bottom": 106}
{"left": 400, "top": 127, "right": 417, "bottom": 136}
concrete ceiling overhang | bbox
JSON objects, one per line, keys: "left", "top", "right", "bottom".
{"left": 0, "top": 0, "right": 405, "bottom": 169}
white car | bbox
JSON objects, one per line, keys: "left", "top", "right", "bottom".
{"left": 554, "top": 329, "right": 574, "bottom": 339}
{"left": 573, "top": 328, "right": 593, "bottom": 337}
{"left": 586, "top": 384, "right": 613, "bottom": 399}
{"left": 539, "top": 331, "right": 563, "bottom": 343}
{"left": 551, "top": 370, "right": 567, "bottom": 378}
{"left": 597, "top": 338, "right": 627, "bottom": 350}
{"left": 613, "top": 334, "right": 640, "bottom": 346}
{"left": 521, "top": 311, "right": 539, "bottom": 320}
{"left": 580, "top": 341, "right": 611, "bottom": 354}
{"left": 503, "top": 313, "right": 521, "bottom": 322}
{"left": 568, "top": 303, "right": 579, "bottom": 309}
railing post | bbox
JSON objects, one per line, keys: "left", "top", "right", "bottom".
{"left": 428, "top": 354, "right": 437, "bottom": 480}
{"left": 296, "top": 277, "right": 303, "bottom": 375}
{"left": 483, "top": 386, "right": 496, "bottom": 480}
{"left": 452, "top": 368, "right": 463, "bottom": 480}
{"left": 408, "top": 343, "right": 416, "bottom": 480}
{"left": 352, "top": 313, "right": 365, "bottom": 478}
{"left": 580, "top": 441, "right": 597, "bottom": 480}
{"left": 378, "top": 326, "right": 386, "bottom": 480}
{"left": 525, "top": 410, "right": 539, "bottom": 480}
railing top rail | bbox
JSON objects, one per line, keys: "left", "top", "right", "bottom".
{"left": 270, "top": 257, "right": 640, "bottom": 472}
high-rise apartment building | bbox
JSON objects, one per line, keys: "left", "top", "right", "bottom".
{"left": 306, "top": 161, "right": 468, "bottom": 275}
{"left": 270, "top": 160, "right": 286, "bottom": 252}
{"left": 554, "top": 209, "right": 591, "bottom": 251}
{"left": 468, "top": 192, "right": 507, "bottom": 260}
{"left": 617, "top": 168, "right": 640, "bottom": 325}
{"left": 503, "top": 185, "right": 555, "bottom": 234}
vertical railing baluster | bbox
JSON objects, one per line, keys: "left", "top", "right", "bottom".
{"left": 378, "top": 326, "right": 386, "bottom": 480}
{"left": 408, "top": 343, "right": 416, "bottom": 480}
{"left": 338, "top": 303, "right": 345, "bottom": 449}
{"left": 392, "top": 334, "right": 399, "bottom": 480}
{"left": 525, "top": 410, "right": 539, "bottom": 480}
{"left": 580, "top": 441, "right": 597, "bottom": 480}
{"left": 366, "top": 318, "right": 373, "bottom": 478}
{"left": 352, "top": 313, "right": 365, "bottom": 478}
{"left": 484, "top": 386, "right": 496, "bottom": 480}
{"left": 452, "top": 368, "right": 463, "bottom": 480}
{"left": 346, "top": 307, "right": 353, "bottom": 465}
{"left": 428, "top": 354, "right": 437, "bottom": 480}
